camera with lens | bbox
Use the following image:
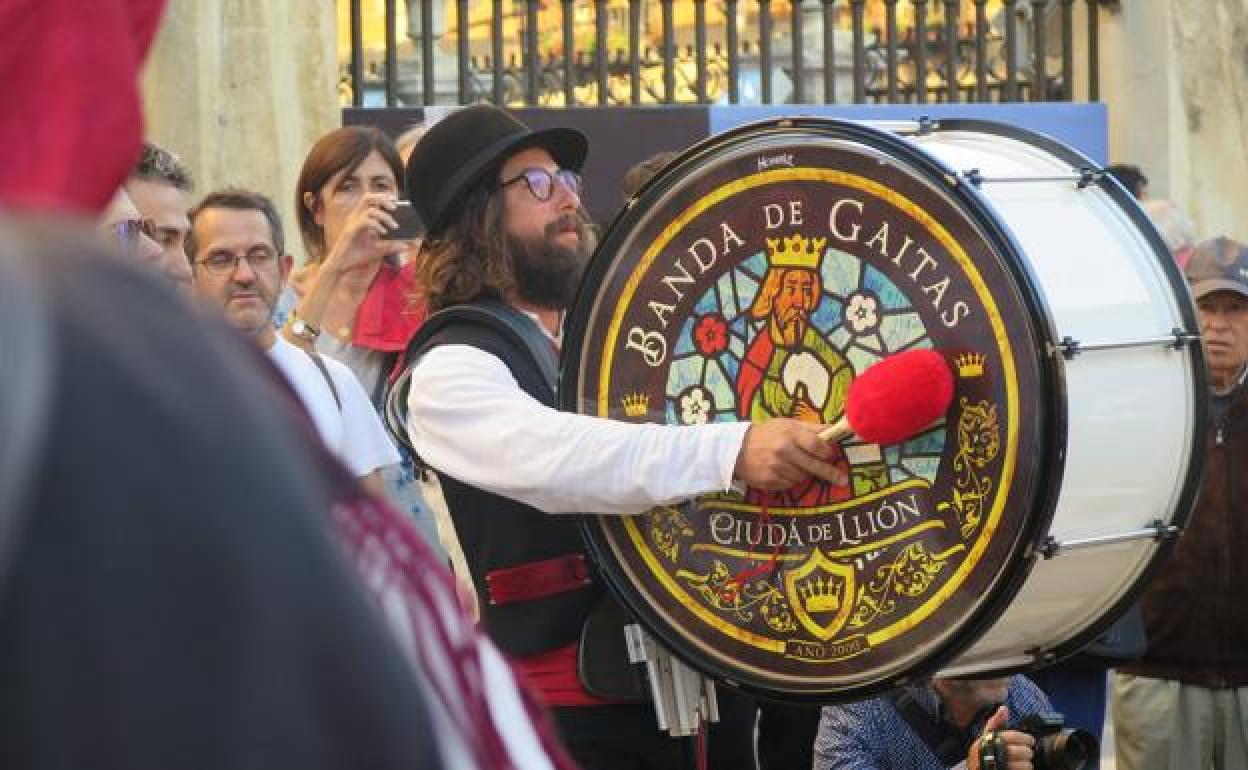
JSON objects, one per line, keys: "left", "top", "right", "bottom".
{"left": 1016, "top": 713, "right": 1098, "bottom": 770}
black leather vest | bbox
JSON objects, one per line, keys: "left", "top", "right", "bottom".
{"left": 411, "top": 316, "right": 603, "bottom": 657}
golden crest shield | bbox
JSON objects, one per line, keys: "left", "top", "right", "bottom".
{"left": 785, "top": 549, "right": 856, "bottom": 641}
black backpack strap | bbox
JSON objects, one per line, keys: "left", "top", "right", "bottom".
{"left": 459, "top": 300, "right": 558, "bottom": 391}
{"left": 304, "top": 349, "right": 343, "bottom": 411}
{"left": 888, "top": 688, "right": 973, "bottom": 767}
{"left": 384, "top": 300, "right": 557, "bottom": 454}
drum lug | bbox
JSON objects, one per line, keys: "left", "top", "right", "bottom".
{"left": 1076, "top": 168, "right": 1100, "bottom": 189}
{"left": 1058, "top": 336, "right": 1080, "bottom": 360}
{"left": 1150, "top": 518, "right": 1182, "bottom": 541}
{"left": 1040, "top": 535, "right": 1061, "bottom": 559}
{"left": 1169, "top": 327, "right": 1201, "bottom": 350}
{"left": 1028, "top": 648, "right": 1059, "bottom": 667}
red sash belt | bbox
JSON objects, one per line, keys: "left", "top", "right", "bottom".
{"left": 485, "top": 553, "right": 591, "bottom": 606}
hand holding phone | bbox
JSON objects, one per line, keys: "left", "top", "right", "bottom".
{"left": 381, "top": 200, "right": 425, "bottom": 240}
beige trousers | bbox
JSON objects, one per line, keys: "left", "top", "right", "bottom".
{"left": 1112, "top": 673, "right": 1248, "bottom": 770}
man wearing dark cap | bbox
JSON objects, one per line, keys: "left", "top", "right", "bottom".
{"left": 398, "top": 105, "right": 841, "bottom": 768}
{"left": 1112, "top": 236, "right": 1248, "bottom": 770}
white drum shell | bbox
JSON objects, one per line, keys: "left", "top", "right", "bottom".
{"left": 905, "top": 129, "right": 1202, "bottom": 675}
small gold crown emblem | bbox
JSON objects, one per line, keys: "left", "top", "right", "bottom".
{"left": 955, "top": 352, "right": 986, "bottom": 378}
{"left": 766, "top": 234, "right": 827, "bottom": 270}
{"left": 797, "top": 575, "right": 842, "bottom": 613}
{"left": 621, "top": 392, "right": 651, "bottom": 418}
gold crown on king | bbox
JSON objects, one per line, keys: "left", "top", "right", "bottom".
{"left": 621, "top": 392, "right": 650, "bottom": 418}
{"left": 797, "top": 575, "right": 842, "bottom": 613}
{"left": 766, "top": 234, "right": 827, "bottom": 270}
{"left": 955, "top": 352, "right": 986, "bottom": 378}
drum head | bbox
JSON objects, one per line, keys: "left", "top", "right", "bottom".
{"left": 562, "top": 118, "right": 1063, "bottom": 701}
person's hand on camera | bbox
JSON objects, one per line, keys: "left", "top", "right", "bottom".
{"left": 323, "top": 192, "right": 399, "bottom": 276}
{"left": 969, "top": 706, "right": 1036, "bottom": 770}
{"left": 733, "top": 418, "right": 841, "bottom": 489}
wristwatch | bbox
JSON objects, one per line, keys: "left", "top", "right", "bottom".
{"left": 287, "top": 310, "right": 321, "bottom": 345}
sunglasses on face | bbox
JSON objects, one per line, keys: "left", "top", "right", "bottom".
{"left": 500, "top": 167, "right": 583, "bottom": 202}
{"left": 110, "top": 218, "right": 155, "bottom": 253}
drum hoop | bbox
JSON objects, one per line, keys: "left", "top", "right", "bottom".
{"left": 932, "top": 118, "right": 1210, "bottom": 668}
{"left": 562, "top": 116, "right": 1071, "bottom": 700}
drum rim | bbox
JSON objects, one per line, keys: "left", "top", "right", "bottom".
{"left": 562, "top": 116, "right": 1069, "bottom": 701}
{"left": 931, "top": 118, "right": 1210, "bottom": 671}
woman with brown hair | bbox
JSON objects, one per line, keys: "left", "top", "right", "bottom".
{"left": 279, "top": 125, "right": 425, "bottom": 401}
{"left": 280, "top": 126, "right": 440, "bottom": 555}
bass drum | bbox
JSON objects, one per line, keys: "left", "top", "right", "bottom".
{"left": 560, "top": 117, "right": 1205, "bottom": 701}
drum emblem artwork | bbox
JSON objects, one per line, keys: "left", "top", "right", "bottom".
{"left": 565, "top": 119, "right": 1204, "bottom": 700}
{"left": 570, "top": 133, "right": 1051, "bottom": 696}
{"left": 642, "top": 225, "right": 1003, "bottom": 651}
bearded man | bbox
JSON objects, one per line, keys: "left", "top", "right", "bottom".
{"left": 736, "top": 237, "right": 853, "bottom": 505}
{"left": 400, "top": 105, "right": 844, "bottom": 770}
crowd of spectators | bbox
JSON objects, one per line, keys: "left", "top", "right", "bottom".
{"left": 0, "top": 8, "right": 1240, "bottom": 762}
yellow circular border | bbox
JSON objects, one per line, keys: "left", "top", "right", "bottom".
{"left": 593, "top": 166, "right": 1020, "bottom": 670}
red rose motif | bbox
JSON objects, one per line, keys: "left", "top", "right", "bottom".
{"left": 693, "top": 313, "right": 729, "bottom": 356}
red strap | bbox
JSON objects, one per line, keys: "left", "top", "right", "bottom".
{"left": 510, "top": 642, "right": 614, "bottom": 707}
{"left": 485, "top": 553, "right": 591, "bottom": 606}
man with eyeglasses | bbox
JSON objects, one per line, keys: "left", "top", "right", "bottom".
{"left": 397, "top": 105, "right": 841, "bottom": 770}
{"left": 188, "top": 188, "right": 398, "bottom": 493}
{"left": 126, "top": 141, "right": 194, "bottom": 294}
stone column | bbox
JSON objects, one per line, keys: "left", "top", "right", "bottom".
{"left": 139, "top": 0, "right": 340, "bottom": 262}
{"left": 1102, "top": 0, "right": 1248, "bottom": 242}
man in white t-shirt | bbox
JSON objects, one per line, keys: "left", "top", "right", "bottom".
{"left": 186, "top": 187, "right": 398, "bottom": 489}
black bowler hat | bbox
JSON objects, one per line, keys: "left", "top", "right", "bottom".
{"left": 405, "top": 104, "right": 587, "bottom": 236}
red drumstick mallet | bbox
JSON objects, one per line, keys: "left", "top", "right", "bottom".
{"left": 723, "top": 350, "right": 954, "bottom": 601}
{"left": 818, "top": 349, "right": 955, "bottom": 444}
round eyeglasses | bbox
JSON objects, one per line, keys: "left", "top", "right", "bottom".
{"left": 500, "top": 167, "right": 583, "bottom": 202}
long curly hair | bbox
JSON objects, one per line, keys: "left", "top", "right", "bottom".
{"left": 416, "top": 181, "right": 512, "bottom": 313}
{"left": 417, "top": 179, "right": 596, "bottom": 313}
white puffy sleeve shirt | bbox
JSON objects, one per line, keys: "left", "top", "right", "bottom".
{"left": 405, "top": 344, "right": 750, "bottom": 515}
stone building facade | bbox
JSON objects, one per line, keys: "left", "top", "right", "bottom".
{"left": 138, "top": 1, "right": 1248, "bottom": 256}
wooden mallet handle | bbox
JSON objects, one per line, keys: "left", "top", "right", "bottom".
{"left": 818, "top": 417, "right": 851, "bottom": 443}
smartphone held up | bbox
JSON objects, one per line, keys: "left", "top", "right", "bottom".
{"left": 381, "top": 200, "right": 424, "bottom": 240}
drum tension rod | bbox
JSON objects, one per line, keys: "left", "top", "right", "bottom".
{"left": 959, "top": 167, "right": 1099, "bottom": 188}
{"left": 1057, "top": 328, "right": 1200, "bottom": 360}
{"left": 1040, "top": 519, "right": 1181, "bottom": 559}
{"left": 859, "top": 116, "right": 937, "bottom": 136}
